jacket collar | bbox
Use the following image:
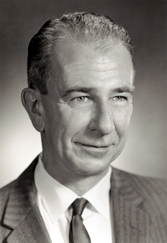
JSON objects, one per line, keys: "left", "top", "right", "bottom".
{"left": 3, "top": 157, "right": 51, "bottom": 243}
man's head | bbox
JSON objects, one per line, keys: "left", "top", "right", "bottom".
{"left": 27, "top": 12, "right": 134, "bottom": 95}
{"left": 22, "top": 12, "right": 134, "bottom": 190}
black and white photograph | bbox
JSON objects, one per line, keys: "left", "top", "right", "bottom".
{"left": 0, "top": 0, "right": 166, "bottom": 242}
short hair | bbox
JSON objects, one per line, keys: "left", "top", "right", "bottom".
{"left": 27, "top": 12, "right": 133, "bottom": 95}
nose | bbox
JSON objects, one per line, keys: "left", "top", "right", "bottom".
{"left": 89, "top": 102, "right": 115, "bottom": 136}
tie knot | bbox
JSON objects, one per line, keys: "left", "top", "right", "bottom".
{"left": 71, "top": 198, "right": 88, "bottom": 216}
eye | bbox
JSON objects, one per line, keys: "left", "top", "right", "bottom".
{"left": 111, "top": 96, "right": 130, "bottom": 107}
{"left": 70, "top": 96, "right": 93, "bottom": 108}
{"left": 73, "top": 96, "right": 90, "bottom": 102}
{"left": 114, "top": 96, "right": 127, "bottom": 101}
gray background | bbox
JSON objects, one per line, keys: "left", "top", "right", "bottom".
{"left": 0, "top": 0, "right": 167, "bottom": 188}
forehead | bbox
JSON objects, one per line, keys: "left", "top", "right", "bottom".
{"left": 50, "top": 39, "right": 134, "bottom": 91}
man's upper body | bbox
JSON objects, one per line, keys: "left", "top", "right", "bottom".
{"left": 35, "top": 154, "right": 113, "bottom": 243}
{"left": 1, "top": 156, "right": 167, "bottom": 242}
{"left": 1, "top": 12, "right": 167, "bottom": 242}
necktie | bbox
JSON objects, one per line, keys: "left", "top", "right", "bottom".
{"left": 69, "top": 198, "right": 91, "bottom": 243}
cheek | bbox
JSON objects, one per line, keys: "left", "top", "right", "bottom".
{"left": 43, "top": 104, "right": 68, "bottom": 143}
{"left": 113, "top": 106, "right": 132, "bottom": 135}
{"left": 55, "top": 105, "right": 92, "bottom": 140}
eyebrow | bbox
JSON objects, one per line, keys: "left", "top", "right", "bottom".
{"left": 113, "top": 86, "right": 134, "bottom": 94}
{"left": 62, "top": 87, "right": 95, "bottom": 97}
{"left": 62, "top": 85, "right": 134, "bottom": 97}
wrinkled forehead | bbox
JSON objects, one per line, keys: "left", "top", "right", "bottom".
{"left": 50, "top": 38, "right": 134, "bottom": 84}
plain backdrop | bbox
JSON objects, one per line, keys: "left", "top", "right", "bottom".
{"left": 0, "top": 0, "right": 167, "bottom": 188}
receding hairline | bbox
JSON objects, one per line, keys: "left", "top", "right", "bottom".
{"left": 49, "top": 37, "right": 135, "bottom": 85}
{"left": 27, "top": 12, "right": 135, "bottom": 94}
{"left": 48, "top": 38, "right": 135, "bottom": 95}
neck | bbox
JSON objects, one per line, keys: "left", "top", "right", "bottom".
{"left": 42, "top": 154, "right": 109, "bottom": 196}
{"left": 63, "top": 171, "right": 109, "bottom": 196}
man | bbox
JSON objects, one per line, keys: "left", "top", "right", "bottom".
{"left": 0, "top": 12, "right": 167, "bottom": 243}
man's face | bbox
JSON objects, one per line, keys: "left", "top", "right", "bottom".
{"left": 41, "top": 40, "right": 134, "bottom": 180}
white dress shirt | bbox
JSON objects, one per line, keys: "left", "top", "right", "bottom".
{"left": 35, "top": 155, "right": 113, "bottom": 243}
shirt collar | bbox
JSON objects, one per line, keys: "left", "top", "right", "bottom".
{"left": 83, "top": 167, "right": 111, "bottom": 220}
{"left": 35, "top": 154, "right": 112, "bottom": 224}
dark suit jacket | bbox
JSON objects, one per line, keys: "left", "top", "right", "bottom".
{"left": 1, "top": 157, "right": 167, "bottom": 243}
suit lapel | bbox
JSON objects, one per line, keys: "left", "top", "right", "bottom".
{"left": 111, "top": 167, "right": 150, "bottom": 243}
{"left": 7, "top": 204, "right": 51, "bottom": 243}
{"left": 3, "top": 158, "right": 51, "bottom": 243}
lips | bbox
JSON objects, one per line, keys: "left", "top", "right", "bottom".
{"left": 75, "top": 142, "right": 113, "bottom": 152}
{"left": 79, "top": 144, "right": 109, "bottom": 148}
{"left": 75, "top": 142, "right": 112, "bottom": 148}
{"left": 74, "top": 142, "right": 112, "bottom": 157}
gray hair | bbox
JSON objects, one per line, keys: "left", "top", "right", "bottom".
{"left": 28, "top": 12, "right": 134, "bottom": 94}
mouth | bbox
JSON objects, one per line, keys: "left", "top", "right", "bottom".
{"left": 80, "top": 144, "right": 109, "bottom": 148}
{"left": 75, "top": 142, "right": 112, "bottom": 152}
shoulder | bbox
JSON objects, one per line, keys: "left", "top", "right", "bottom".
{"left": 0, "top": 158, "right": 38, "bottom": 240}
{"left": 0, "top": 157, "right": 38, "bottom": 215}
{"left": 0, "top": 180, "right": 17, "bottom": 214}
{"left": 112, "top": 166, "right": 167, "bottom": 186}
{"left": 112, "top": 166, "right": 167, "bottom": 201}
{"left": 0, "top": 179, "right": 19, "bottom": 239}
{"left": 0, "top": 178, "right": 20, "bottom": 208}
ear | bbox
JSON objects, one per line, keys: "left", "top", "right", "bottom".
{"left": 21, "top": 88, "right": 45, "bottom": 132}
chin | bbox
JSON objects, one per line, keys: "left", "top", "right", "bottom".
{"left": 68, "top": 156, "right": 111, "bottom": 177}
